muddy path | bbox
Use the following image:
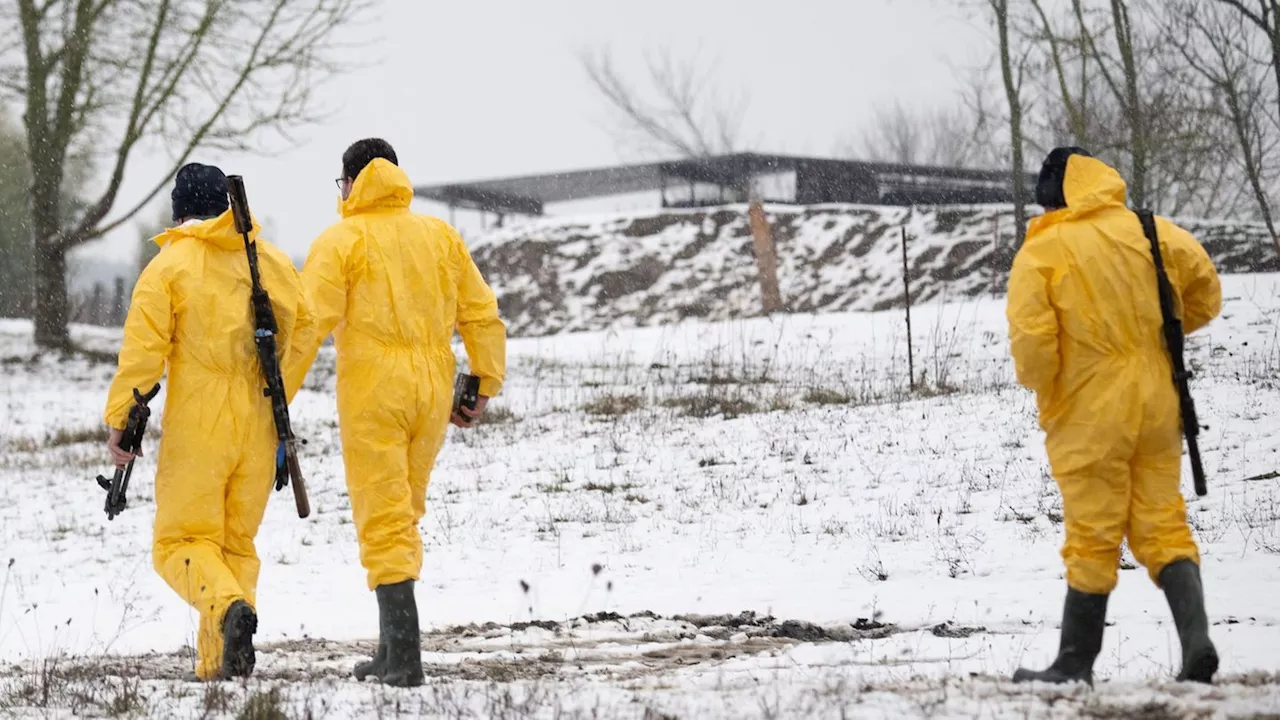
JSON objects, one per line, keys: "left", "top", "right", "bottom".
{"left": 0, "top": 610, "right": 986, "bottom": 684}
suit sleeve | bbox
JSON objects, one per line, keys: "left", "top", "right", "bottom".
{"left": 282, "top": 264, "right": 318, "bottom": 403}
{"left": 452, "top": 229, "right": 507, "bottom": 397}
{"left": 285, "top": 226, "right": 350, "bottom": 396}
{"left": 1006, "top": 239, "right": 1061, "bottom": 399}
{"left": 103, "top": 263, "right": 173, "bottom": 428}
{"left": 1162, "top": 222, "right": 1222, "bottom": 335}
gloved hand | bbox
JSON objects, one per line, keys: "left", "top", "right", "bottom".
{"left": 274, "top": 442, "right": 287, "bottom": 491}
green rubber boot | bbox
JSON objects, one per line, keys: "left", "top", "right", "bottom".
{"left": 219, "top": 600, "right": 257, "bottom": 679}
{"left": 375, "top": 580, "right": 424, "bottom": 687}
{"left": 1012, "top": 587, "right": 1109, "bottom": 685}
{"left": 1159, "top": 559, "right": 1218, "bottom": 683}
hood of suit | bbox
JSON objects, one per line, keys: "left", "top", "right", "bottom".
{"left": 341, "top": 157, "right": 414, "bottom": 218}
{"left": 1029, "top": 155, "right": 1129, "bottom": 235}
{"left": 152, "top": 209, "right": 261, "bottom": 252}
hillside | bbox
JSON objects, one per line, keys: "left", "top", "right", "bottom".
{"left": 470, "top": 203, "right": 1280, "bottom": 338}
{"left": 1, "top": 275, "right": 1278, "bottom": 717}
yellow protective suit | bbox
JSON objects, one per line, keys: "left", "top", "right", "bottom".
{"left": 104, "top": 211, "right": 314, "bottom": 679}
{"left": 289, "top": 157, "right": 506, "bottom": 591}
{"left": 1007, "top": 155, "right": 1222, "bottom": 595}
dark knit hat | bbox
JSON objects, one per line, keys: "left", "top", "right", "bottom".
{"left": 171, "top": 162, "right": 229, "bottom": 222}
{"left": 1035, "top": 146, "right": 1092, "bottom": 209}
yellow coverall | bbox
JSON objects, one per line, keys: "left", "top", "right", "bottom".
{"left": 289, "top": 157, "right": 506, "bottom": 591}
{"left": 104, "top": 212, "right": 314, "bottom": 679}
{"left": 1007, "top": 155, "right": 1222, "bottom": 595}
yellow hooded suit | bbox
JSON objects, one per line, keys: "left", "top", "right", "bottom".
{"left": 289, "top": 158, "right": 506, "bottom": 591}
{"left": 1007, "top": 154, "right": 1221, "bottom": 594}
{"left": 104, "top": 211, "right": 314, "bottom": 679}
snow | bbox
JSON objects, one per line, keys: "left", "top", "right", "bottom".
{"left": 1, "top": 275, "right": 1279, "bottom": 718}
{"left": 468, "top": 203, "right": 1280, "bottom": 339}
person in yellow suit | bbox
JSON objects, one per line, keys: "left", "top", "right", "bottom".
{"left": 288, "top": 138, "right": 506, "bottom": 687}
{"left": 103, "top": 162, "right": 314, "bottom": 681}
{"left": 1007, "top": 147, "right": 1222, "bottom": 685}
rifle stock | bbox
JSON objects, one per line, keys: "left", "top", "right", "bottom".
{"left": 226, "top": 174, "right": 311, "bottom": 519}
{"left": 1136, "top": 210, "right": 1208, "bottom": 497}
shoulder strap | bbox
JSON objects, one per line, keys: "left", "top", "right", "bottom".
{"left": 1137, "top": 209, "right": 1176, "bottom": 314}
{"left": 1135, "top": 209, "right": 1165, "bottom": 270}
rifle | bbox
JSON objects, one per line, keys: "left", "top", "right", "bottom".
{"left": 1136, "top": 210, "right": 1208, "bottom": 497}
{"left": 96, "top": 383, "right": 161, "bottom": 520}
{"left": 226, "top": 175, "right": 311, "bottom": 519}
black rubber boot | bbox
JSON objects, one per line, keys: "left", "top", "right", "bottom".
{"left": 1012, "top": 587, "right": 1109, "bottom": 685}
{"left": 353, "top": 595, "right": 388, "bottom": 681}
{"left": 377, "top": 580, "right": 424, "bottom": 687}
{"left": 1159, "top": 559, "right": 1218, "bottom": 683}
{"left": 219, "top": 599, "right": 257, "bottom": 679}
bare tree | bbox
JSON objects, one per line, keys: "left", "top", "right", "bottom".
{"left": 579, "top": 46, "right": 747, "bottom": 159}
{"left": 1059, "top": 0, "right": 1151, "bottom": 206}
{"left": 1, "top": 0, "right": 370, "bottom": 350}
{"left": 1166, "top": 1, "right": 1280, "bottom": 246}
{"left": 1009, "top": 1, "right": 1242, "bottom": 218}
{"left": 988, "top": 0, "right": 1031, "bottom": 246}
{"left": 1028, "top": 0, "right": 1093, "bottom": 147}
{"left": 0, "top": 110, "right": 31, "bottom": 319}
{"left": 850, "top": 99, "right": 1001, "bottom": 168}
{"left": 1109, "top": 0, "right": 1149, "bottom": 208}
{"left": 1213, "top": 0, "right": 1280, "bottom": 124}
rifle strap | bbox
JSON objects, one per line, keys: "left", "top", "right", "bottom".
{"left": 1135, "top": 209, "right": 1180, "bottom": 335}
{"left": 1136, "top": 210, "right": 1163, "bottom": 271}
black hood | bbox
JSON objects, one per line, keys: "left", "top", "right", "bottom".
{"left": 1035, "top": 146, "right": 1092, "bottom": 209}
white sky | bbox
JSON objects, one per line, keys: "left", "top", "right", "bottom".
{"left": 76, "top": 0, "right": 988, "bottom": 265}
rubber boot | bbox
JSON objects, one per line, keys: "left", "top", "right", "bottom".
{"left": 1012, "top": 587, "right": 1109, "bottom": 685}
{"left": 1159, "top": 559, "right": 1219, "bottom": 683}
{"left": 353, "top": 595, "right": 388, "bottom": 681}
{"left": 219, "top": 599, "right": 257, "bottom": 679}
{"left": 377, "top": 579, "right": 424, "bottom": 687}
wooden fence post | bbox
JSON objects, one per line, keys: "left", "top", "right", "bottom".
{"left": 901, "top": 227, "right": 915, "bottom": 391}
{"left": 748, "top": 197, "right": 783, "bottom": 315}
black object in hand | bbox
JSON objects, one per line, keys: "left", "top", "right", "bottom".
{"left": 453, "top": 373, "right": 481, "bottom": 423}
{"left": 95, "top": 383, "right": 161, "bottom": 520}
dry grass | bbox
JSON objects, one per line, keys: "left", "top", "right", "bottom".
{"left": 45, "top": 426, "right": 105, "bottom": 448}
{"left": 662, "top": 394, "right": 759, "bottom": 420}
{"left": 583, "top": 394, "right": 645, "bottom": 417}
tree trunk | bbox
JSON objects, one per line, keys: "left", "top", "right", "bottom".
{"left": 27, "top": 113, "right": 71, "bottom": 348}
{"left": 1112, "top": 0, "right": 1147, "bottom": 209}
{"left": 1269, "top": 2, "right": 1280, "bottom": 128}
{"left": 1224, "top": 87, "right": 1280, "bottom": 245}
{"left": 34, "top": 240, "right": 70, "bottom": 349}
{"left": 996, "top": 0, "right": 1028, "bottom": 256}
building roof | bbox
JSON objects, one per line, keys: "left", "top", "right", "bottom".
{"left": 413, "top": 152, "right": 1031, "bottom": 215}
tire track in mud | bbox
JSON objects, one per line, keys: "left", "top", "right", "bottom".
{"left": 0, "top": 610, "right": 988, "bottom": 684}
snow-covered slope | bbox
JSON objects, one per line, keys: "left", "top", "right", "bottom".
{"left": 1, "top": 275, "right": 1278, "bottom": 718}
{"left": 471, "top": 203, "right": 1280, "bottom": 338}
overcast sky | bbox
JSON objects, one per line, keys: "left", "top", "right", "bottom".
{"left": 78, "top": 0, "right": 989, "bottom": 264}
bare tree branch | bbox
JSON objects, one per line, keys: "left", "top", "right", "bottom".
{"left": 1164, "top": 0, "right": 1279, "bottom": 240}
{"left": 1030, "top": 0, "right": 1088, "bottom": 144}
{"left": 1212, "top": 0, "right": 1269, "bottom": 30}
{"left": 5, "top": 0, "right": 374, "bottom": 347}
{"left": 579, "top": 45, "right": 746, "bottom": 159}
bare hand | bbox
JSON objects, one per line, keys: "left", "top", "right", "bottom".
{"left": 107, "top": 427, "right": 140, "bottom": 468}
{"left": 451, "top": 395, "right": 489, "bottom": 428}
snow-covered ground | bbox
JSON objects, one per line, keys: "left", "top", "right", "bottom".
{"left": 1, "top": 274, "right": 1279, "bottom": 718}
{"left": 470, "top": 203, "right": 1280, "bottom": 338}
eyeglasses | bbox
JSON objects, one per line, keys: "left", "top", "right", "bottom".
{"left": 334, "top": 178, "right": 344, "bottom": 190}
